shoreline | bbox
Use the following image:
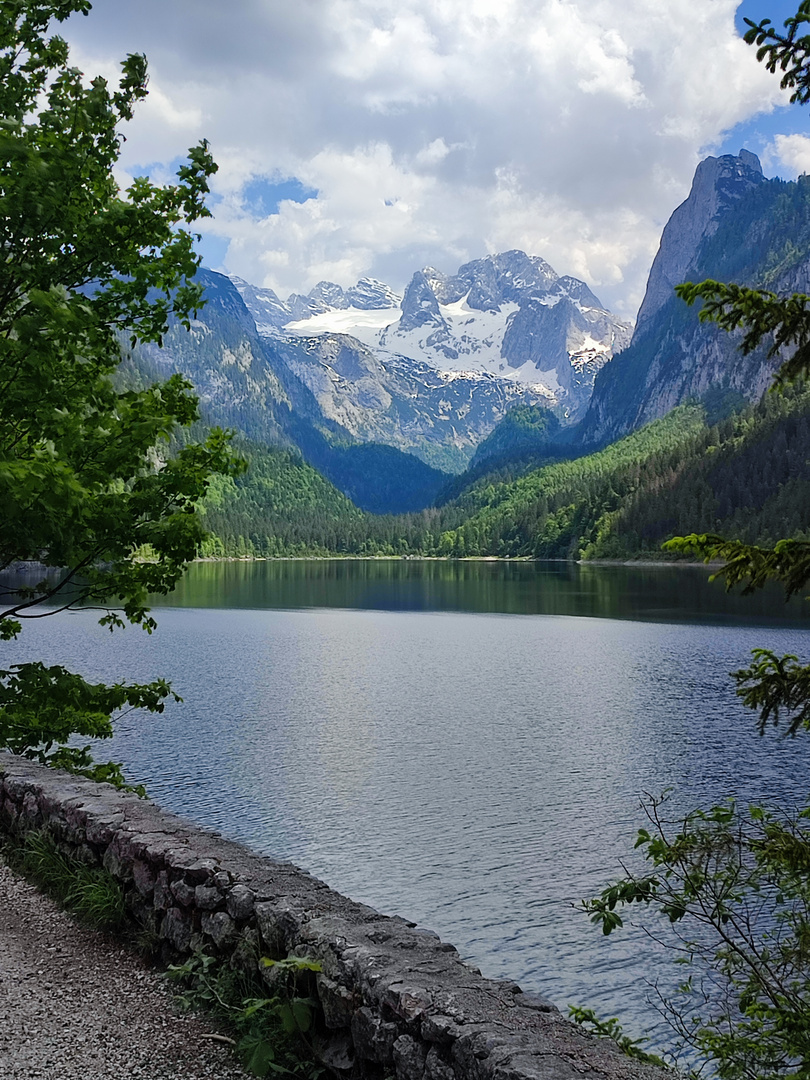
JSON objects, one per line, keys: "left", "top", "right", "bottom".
{"left": 193, "top": 554, "right": 723, "bottom": 568}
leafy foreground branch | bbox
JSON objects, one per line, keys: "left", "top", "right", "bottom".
{"left": 567, "top": 1006, "right": 668, "bottom": 1069}
{"left": 581, "top": 796, "right": 810, "bottom": 1078}
{"left": 568, "top": 8, "right": 810, "bottom": 1072}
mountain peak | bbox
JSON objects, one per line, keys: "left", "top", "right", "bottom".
{"left": 738, "top": 148, "right": 763, "bottom": 174}
{"left": 234, "top": 250, "right": 630, "bottom": 419}
{"left": 345, "top": 277, "right": 402, "bottom": 309}
{"left": 634, "top": 149, "right": 765, "bottom": 335}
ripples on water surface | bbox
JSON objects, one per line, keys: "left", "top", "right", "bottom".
{"left": 3, "top": 559, "right": 810, "bottom": 1052}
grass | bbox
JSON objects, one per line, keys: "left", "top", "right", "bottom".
{"left": 5, "top": 829, "right": 126, "bottom": 929}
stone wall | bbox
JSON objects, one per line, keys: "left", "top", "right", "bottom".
{"left": 0, "top": 754, "right": 667, "bottom": 1080}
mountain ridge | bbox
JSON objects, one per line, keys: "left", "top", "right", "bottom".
{"left": 232, "top": 249, "right": 632, "bottom": 419}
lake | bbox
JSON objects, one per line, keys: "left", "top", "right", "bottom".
{"left": 3, "top": 558, "right": 810, "bottom": 1055}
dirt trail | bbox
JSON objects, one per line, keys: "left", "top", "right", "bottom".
{"left": 0, "top": 858, "right": 251, "bottom": 1080}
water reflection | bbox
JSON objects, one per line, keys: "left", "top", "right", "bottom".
{"left": 148, "top": 558, "right": 807, "bottom": 624}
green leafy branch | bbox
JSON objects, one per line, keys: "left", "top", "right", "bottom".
{"left": 581, "top": 795, "right": 810, "bottom": 1075}
{"left": 743, "top": 1, "right": 810, "bottom": 104}
{"left": 167, "top": 952, "right": 323, "bottom": 1078}
{"left": 567, "top": 1006, "right": 669, "bottom": 1068}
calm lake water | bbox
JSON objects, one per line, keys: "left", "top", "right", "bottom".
{"left": 4, "top": 559, "right": 810, "bottom": 1054}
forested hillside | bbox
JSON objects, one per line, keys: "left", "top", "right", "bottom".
{"left": 131, "top": 269, "right": 451, "bottom": 515}
{"left": 197, "top": 445, "right": 364, "bottom": 558}
{"left": 197, "top": 387, "right": 810, "bottom": 560}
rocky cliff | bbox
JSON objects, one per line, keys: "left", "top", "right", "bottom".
{"left": 276, "top": 332, "right": 554, "bottom": 472}
{"left": 134, "top": 270, "right": 451, "bottom": 512}
{"left": 578, "top": 151, "right": 809, "bottom": 447}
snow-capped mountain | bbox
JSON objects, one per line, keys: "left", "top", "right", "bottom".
{"left": 231, "top": 251, "right": 632, "bottom": 419}
{"left": 230, "top": 275, "right": 402, "bottom": 333}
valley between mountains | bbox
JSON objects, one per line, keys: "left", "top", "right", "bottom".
{"left": 137, "top": 149, "right": 810, "bottom": 558}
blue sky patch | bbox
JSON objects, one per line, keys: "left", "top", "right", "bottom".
{"left": 712, "top": 1, "right": 809, "bottom": 175}
{"left": 241, "top": 176, "right": 318, "bottom": 217}
{"left": 734, "top": 0, "right": 799, "bottom": 36}
{"left": 195, "top": 233, "right": 230, "bottom": 271}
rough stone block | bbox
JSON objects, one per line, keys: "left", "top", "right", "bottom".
{"left": 255, "top": 899, "right": 303, "bottom": 959}
{"left": 194, "top": 884, "right": 222, "bottom": 910}
{"left": 421, "top": 1015, "right": 460, "bottom": 1046}
{"left": 201, "top": 910, "right": 235, "bottom": 948}
{"left": 153, "top": 870, "right": 171, "bottom": 911}
{"left": 226, "top": 883, "right": 255, "bottom": 921}
{"left": 3, "top": 775, "right": 34, "bottom": 800}
{"left": 425, "top": 1047, "right": 456, "bottom": 1080}
{"left": 75, "top": 843, "right": 99, "bottom": 867}
{"left": 2, "top": 796, "right": 19, "bottom": 826}
{"left": 176, "top": 857, "right": 219, "bottom": 885}
{"left": 161, "top": 906, "right": 193, "bottom": 952}
{"left": 170, "top": 879, "right": 196, "bottom": 906}
{"left": 384, "top": 983, "right": 433, "bottom": 1022}
{"left": 394, "top": 1034, "right": 428, "bottom": 1080}
{"left": 351, "top": 1006, "right": 400, "bottom": 1064}
{"left": 21, "top": 790, "right": 40, "bottom": 823}
{"left": 512, "top": 991, "right": 559, "bottom": 1015}
{"left": 317, "top": 974, "right": 356, "bottom": 1029}
{"left": 133, "top": 859, "right": 156, "bottom": 897}
{"left": 313, "top": 1031, "right": 354, "bottom": 1073}
{"left": 85, "top": 814, "right": 124, "bottom": 846}
{"left": 102, "top": 840, "right": 134, "bottom": 881}
{"left": 230, "top": 928, "right": 260, "bottom": 973}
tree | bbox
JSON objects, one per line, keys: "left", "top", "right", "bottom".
{"left": 578, "top": 4, "right": 810, "bottom": 1075}
{"left": 0, "top": 0, "right": 242, "bottom": 789}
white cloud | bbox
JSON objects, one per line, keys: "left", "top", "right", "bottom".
{"left": 63, "top": 0, "right": 793, "bottom": 320}
{"left": 769, "top": 133, "right": 810, "bottom": 176}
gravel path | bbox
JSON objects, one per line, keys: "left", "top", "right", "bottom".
{"left": 0, "top": 857, "right": 252, "bottom": 1080}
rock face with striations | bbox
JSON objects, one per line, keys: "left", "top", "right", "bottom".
{"left": 378, "top": 251, "right": 632, "bottom": 416}
{"left": 135, "top": 269, "right": 553, "bottom": 479}
{"left": 277, "top": 331, "right": 553, "bottom": 473}
{"left": 634, "top": 149, "right": 764, "bottom": 336}
{"left": 227, "top": 253, "right": 633, "bottom": 469}
{"left": 578, "top": 150, "right": 806, "bottom": 446}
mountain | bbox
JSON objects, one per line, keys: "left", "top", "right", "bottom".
{"left": 233, "top": 250, "right": 632, "bottom": 420}
{"left": 229, "top": 275, "right": 402, "bottom": 333}
{"left": 579, "top": 150, "right": 810, "bottom": 446}
{"left": 272, "top": 332, "right": 553, "bottom": 473}
{"left": 199, "top": 442, "right": 365, "bottom": 558}
{"left": 467, "top": 404, "right": 563, "bottom": 470}
{"left": 133, "top": 269, "right": 450, "bottom": 513}
{"left": 194, "top": 270, "right": 563, "bottom": 477}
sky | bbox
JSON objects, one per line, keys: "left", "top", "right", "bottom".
{"left": 61, "top": 0, "right": 810, "bottom": 321}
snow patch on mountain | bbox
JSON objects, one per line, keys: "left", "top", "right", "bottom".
{"left": 286, "top": 306, "right": 399, "bottom": 338}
